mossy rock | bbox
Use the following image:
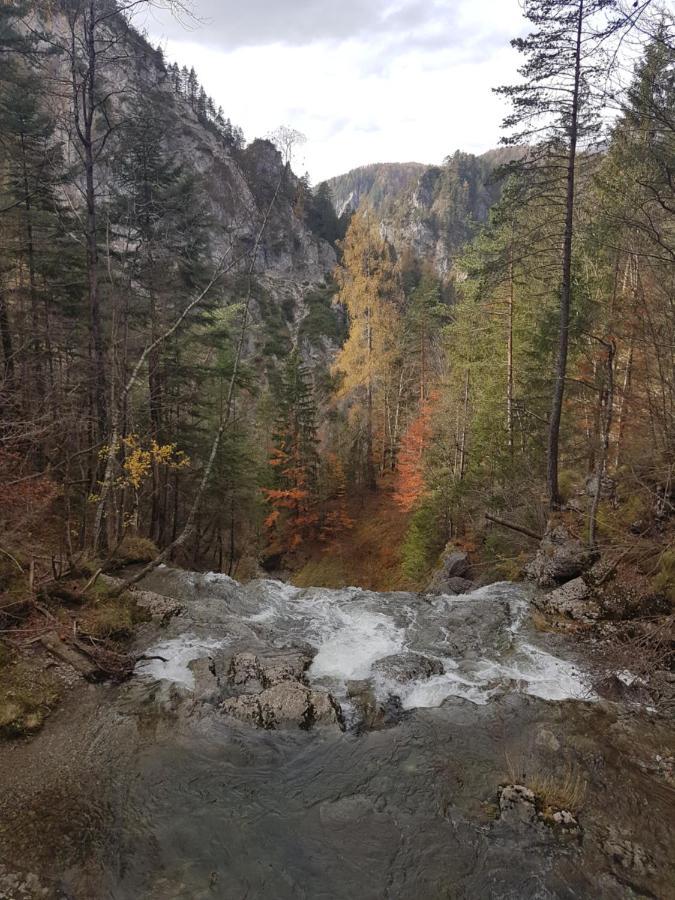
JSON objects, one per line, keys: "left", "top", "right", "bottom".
{"left": 80, "top": 592, "right": 149, "bottom": 640}
{"left": 0, "top": 661, "right": 60, "bottom": 739}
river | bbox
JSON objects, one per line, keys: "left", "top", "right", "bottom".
{"left": 0, "top": 569, "right": 672, "bottom": 898}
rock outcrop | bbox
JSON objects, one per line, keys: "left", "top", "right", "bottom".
{"left": 427, "top": 546, "right": 476, "bottom": 595}
{"left": 220, "top": 650, "right": 343, "bottom": 731}
{"left": 533, "top": 577, "right": 601, "bottom": 622}
{"left": 525, "top": 524, "right": 596, "bottom": 588}
{"left": 372, "top": 652, "right": 443, "bottom": 683}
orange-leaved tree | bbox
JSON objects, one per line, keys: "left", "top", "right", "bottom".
{"left": 393, "top": 394, "right": 437, "bottom": 512}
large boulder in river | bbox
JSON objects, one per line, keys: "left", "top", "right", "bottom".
{"left": 427, "top": 546, "right": 474, "bottom": 595}
{"left": 221, "top": 684, "right": 343, "bottom": 730}
{"left": 525, "top": 524, "right": 596, "bottom": 588}
{"left": 372, "top": 652, "right": 443, "bottom": 683}
{"left": 227, "top": 649, "right": 313, "bottom": 692}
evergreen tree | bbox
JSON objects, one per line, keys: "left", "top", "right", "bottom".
{"left": 496, "top": 0, "right": 618, "bottom": 507}
{"left": 264, "top": 349, "right": 320, "bottom": 554}
{"left": 307, "top": 182, "right": 341, "bottom": 245}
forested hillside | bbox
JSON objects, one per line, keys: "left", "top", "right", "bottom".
{"left": 0, "top": 0, "right": 672, "bottom": 614}
{"left": 0, "top": 0, "right": 343, "bottom": 583}
{"left": 325, "top": 148, "right": 523, "bottom": 274}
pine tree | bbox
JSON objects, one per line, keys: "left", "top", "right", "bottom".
{"left": 187, "top": 67, "right": 198, "bottom": 109}
{"left": 263, "top": 349, "right": 320, "bottom": 554}
{"left": 496, "top": 0, "right": 618, "bottom": 508}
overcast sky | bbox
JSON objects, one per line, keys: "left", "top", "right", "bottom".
{"left": 142, "top": 0, "right": 526, "bottom": 183}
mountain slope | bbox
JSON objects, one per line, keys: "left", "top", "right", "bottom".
{"left": 325, "top": 149, "right": 522, "bottom": 273}
{"left": 325, "top": 162, "right": 428, "bottom": 218}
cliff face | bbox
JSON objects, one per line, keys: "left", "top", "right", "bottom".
{"left": 326, "top": 149, "right": 522, "bottom": 275}
{"left": 325, "top": 162, "right": 428, "bottom": 219}
{"left": 31, "top": 2, "right": 338, "bottom": 368}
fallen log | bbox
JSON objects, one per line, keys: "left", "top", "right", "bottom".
{"left": 40, "top": 632, "right": 100, "bottom": 680}
{"left": 485, "top": 514, "right": 543, "bottom": 542}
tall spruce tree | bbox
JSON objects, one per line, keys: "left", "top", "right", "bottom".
{"left": 496, "top": 0, "right": 618, "bottom": 507}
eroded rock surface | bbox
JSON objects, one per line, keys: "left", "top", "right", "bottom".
{"left": 534, "top": 576, "right": 601, "bottom": 622}
{"left": 525, "top": 524, "right": 596, "bottom": 588}
{"left": 221, "top": 649, "right": 342, "bottom": 730}
{"left": 372, "top": 652, "right": 443, "bottom": 683}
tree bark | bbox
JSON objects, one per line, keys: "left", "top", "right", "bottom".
{"left": 589, "top": 339, "right": 615, "bottom": 549}
{"left": 507, "top": 236, "right": 515, "bottom": 455}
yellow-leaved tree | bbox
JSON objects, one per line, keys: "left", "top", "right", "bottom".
{"left": 333, "top": 208, "right": 403, "bottom": 489}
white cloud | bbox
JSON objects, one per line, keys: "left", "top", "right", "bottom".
{"left": 146, "top": 0, "right": 525, "bottom": 182}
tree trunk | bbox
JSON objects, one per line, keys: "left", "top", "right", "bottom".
{"left": 20, "top": 133, "right": 44, "bottom": 408}
{"left": 459, "top": 368, "right": 470, "bottom": 480}
{"left": 0, "top": 294, "right": 15, "bottom": 389}
{"left": 507, "top": 239, "right": 515, "bottom": 455}
{"left": 589, "top": 339, "right": 615, "bottom": 548}
{"left": 546, "top": 0, "right": 584, "bottom": 509}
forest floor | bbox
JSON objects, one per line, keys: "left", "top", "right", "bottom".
{"left": 291, "top": 477, "right": 416, "bottom": 592}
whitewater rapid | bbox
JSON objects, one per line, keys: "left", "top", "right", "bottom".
{"left": 136, "top": 570, "right": 594, "bottom": 709}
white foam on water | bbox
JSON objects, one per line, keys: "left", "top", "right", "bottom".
{"left": 133, "top": 574, "right": 594, "bottom": 707}
{"left": 309, "top": 606, "right": 406, "bottom": 682}
{"left": 135, "top": 634, "right": 228, "bottom": 689}
{"left": 399, "top": 671, "right": 491, "bottom": 708}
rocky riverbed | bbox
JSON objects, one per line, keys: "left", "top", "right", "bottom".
{"left": 0, "top": 569, "right": 672, "bottom": 899}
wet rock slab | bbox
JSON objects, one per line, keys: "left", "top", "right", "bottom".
{"left": 221, "top": 650, "right": 343, "bottom": 730}
{"left": 372, "top": 651, "right": 444, "bottom": 683}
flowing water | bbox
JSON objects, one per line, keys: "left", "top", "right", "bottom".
{"left": 0, "top": 570, "right": 672, "bottom": 899}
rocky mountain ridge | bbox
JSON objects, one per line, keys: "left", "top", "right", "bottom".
{"left": 325, "top": 148, "right": 522, "bottom": 274}
{"left": 29, "top": 2, "right": 338, "bottom": 370}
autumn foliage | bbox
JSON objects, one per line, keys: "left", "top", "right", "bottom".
{"left": 393, "top": 395, "right": 437, "bottom": 512}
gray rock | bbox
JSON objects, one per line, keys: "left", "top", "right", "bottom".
{"left": 372, "top": 652, "right": 443, "bottom": 683}
{"left": 222, "top": 683, "right": 342, "bottom": 730}
{"left": 443, "top": 576, "right": 476, "bottom": 595}
{"left": 427, "top": 545, "right": 471, "bottom": 594}
{"left": 227, "top": 652, "right": 263, "bottom": 693}
{"left": 444, "top": 598, "right": 514, "bottom": 655}
{"left": 220, "top": 693, "right": 263, "bottom": 727}
{"left": 259, "top": 651, "right": 310, "bottom": 687}
{"left": 310, "top": 690, "right": 344, "bottom": 727}
{"left": 189, "top": 657, "right": 220, "bottom": 704}
{"left": 525, "top": 524, "right": 596, "bottom": 588}
{"left": 551, "top": 809, "right": 579, "bottom": 830}
{"left": 534, "top": 577, "right": 600, "bottom": 622}
{"left": 257, "top": 682, "right": 312, "bottom": 728}
{"left": 603, "top": 829, "right": 655, "bottom": 876}
{"left": 498, "top": 784, "right": 537, "bottom": 825}
{"left": 347, "top": 680, "right": 385, "bottom": 729}
{"left": 226, "top": 649, "right": 312, "bottom": 691}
